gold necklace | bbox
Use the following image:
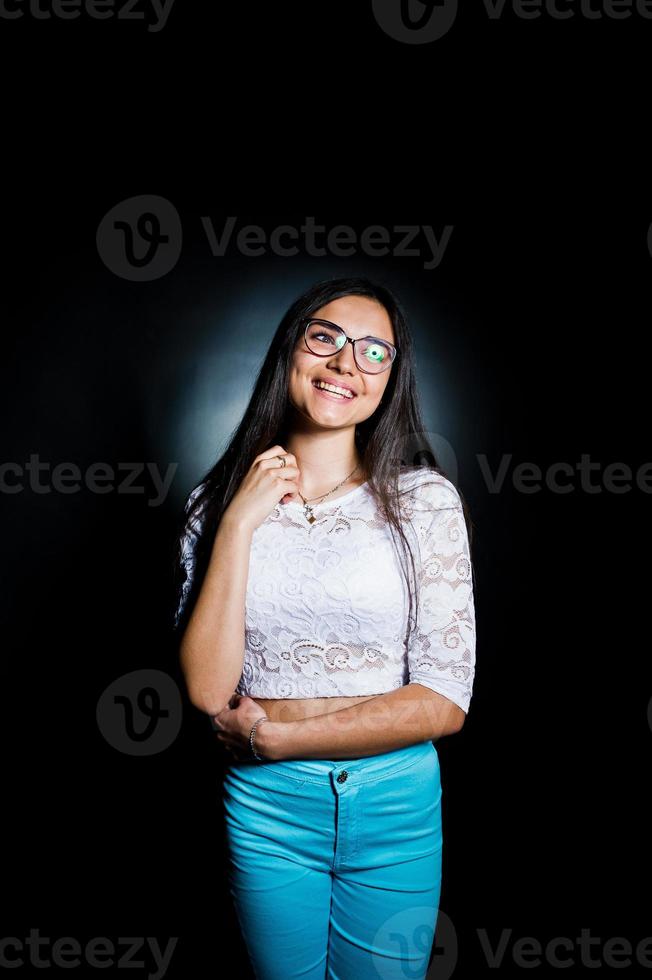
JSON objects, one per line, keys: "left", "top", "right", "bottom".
{"left": 297, "top": 464, "right": 361, "bottom": 524}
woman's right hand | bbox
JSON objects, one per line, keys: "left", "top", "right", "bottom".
{"left": 222, "top": 446, "right": 301, "bottom": 533}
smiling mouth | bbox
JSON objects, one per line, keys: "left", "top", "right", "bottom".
{"left": 312, "top": 380, "right": 357, "bottom": 400}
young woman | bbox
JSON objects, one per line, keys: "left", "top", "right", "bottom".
{"left": 173, "top": 276, "right": 477, "bottom": 980}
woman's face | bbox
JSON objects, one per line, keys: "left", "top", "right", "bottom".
{"left": 288, "top": 294, "right": 395, "bottom": 429}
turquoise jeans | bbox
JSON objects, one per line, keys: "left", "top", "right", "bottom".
{"left": 222, "top": 739, "right": 443, "bottom": 979}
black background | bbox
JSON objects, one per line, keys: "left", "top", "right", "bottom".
{"left": 1, "top": 2, "right": 651, "bottom": 978}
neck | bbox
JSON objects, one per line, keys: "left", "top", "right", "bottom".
{"left": 282, "top": 427, "right": 363, "bottom": 499}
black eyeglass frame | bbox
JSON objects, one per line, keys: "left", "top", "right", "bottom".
{"left": 301, "top": 317, "right": 398, "bottom": 375}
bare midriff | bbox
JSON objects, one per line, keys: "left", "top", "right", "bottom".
{"left": 249, "top": 694, "right": 378, "bottom": 724}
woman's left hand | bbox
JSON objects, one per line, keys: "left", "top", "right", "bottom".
{"left": 213, "top": 694, "right": 269, "bottom": 761}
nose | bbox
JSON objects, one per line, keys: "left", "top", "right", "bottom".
{"left": 325, "top": 338, "right": 357, "bottom": 375}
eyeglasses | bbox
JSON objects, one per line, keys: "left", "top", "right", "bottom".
{"left": 302, "top": 318, "right": 398, "bottom": 375}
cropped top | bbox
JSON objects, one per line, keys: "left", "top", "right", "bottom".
{"left": 174, "top": 468, "right": 476, "bottom": 714}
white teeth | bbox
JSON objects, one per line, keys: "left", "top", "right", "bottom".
{"left": 313, "top": 380, "right": 354, "bottom": 398}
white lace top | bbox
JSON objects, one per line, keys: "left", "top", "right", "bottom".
{"left": 175, "top": 468, "right": 476, "bottom": 715}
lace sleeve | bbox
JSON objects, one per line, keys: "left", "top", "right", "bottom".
{"left": 173, "top": 483, "right": 207, "bottom": 632}
{"left": 407, "top": 477, "right": 476, "bottom": 715}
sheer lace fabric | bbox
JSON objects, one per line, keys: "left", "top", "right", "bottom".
{"left": 175, "top": 469, "right": 476, "bottom": 715}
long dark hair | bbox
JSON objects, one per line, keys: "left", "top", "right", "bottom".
{"left": 171, "top": 275, "right": 475, "bottom": 643}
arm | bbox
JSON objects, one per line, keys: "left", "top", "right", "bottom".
{"left": 257, "top": 476, "right": 476, "bottom": 761}
{"left": 256, "top": 685, "right": 465, "bottom": 761}
{"left": 176, "top": 488, "right": 254, "bottom": 717}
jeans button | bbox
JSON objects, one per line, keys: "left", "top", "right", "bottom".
{"left": 337, "top": 770, "right": 348, "bottom": 783}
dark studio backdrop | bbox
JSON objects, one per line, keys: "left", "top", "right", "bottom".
{"left": 1, "top": 201, "right": 651, "bottom": 979}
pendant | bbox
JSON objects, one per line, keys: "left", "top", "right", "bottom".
{"left": 304, "top": 505, "right": 316, "bottom": 524}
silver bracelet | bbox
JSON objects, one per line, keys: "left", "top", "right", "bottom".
{"left": 249, "top": 716, "right": 269, "bottom": 761}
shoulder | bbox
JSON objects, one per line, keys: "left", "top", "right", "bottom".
{"left": 398, "top": 467, "right": 463, "bottom": 512}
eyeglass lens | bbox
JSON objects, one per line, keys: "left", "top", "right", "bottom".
{"left": 305, "top": 321, "right": 393, "bottom": 373}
